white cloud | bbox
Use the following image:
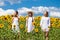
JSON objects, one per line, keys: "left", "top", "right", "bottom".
{"left": 0, "top": 8, "right": 15, "bottom": 16}
{"left": 0, "top": 0, "right": 38, "bottom": 6}
{"left": 0, "top": 8, "right": 5, "bottom": 16}
{"left": 32, "top": 6, "right": 49, "bottom": 13}
{"left": 0, "top": 6, "right": 60, "bottom": 17}
{"left": 5, "top": 9, "right": 15, "bottom": 15}
{"left": 0, "top": 0, "right": 22, "bottom": 6}
{"left": 18, "top": 7, "right": 33, "bottom": 14}
{"left": 5, "top": 0, "right": 21, "bottom": 5}
{"left": 18, "top": 6, "right": 60, "bottom": 17}
{"left": 50, "top": 11, "right": 60, "bottom": 17}
{"left": 0, "top": 8, "right": 5, "bottom": 12}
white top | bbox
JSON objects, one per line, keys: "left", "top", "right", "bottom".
{"left": 26, "top": 17, "right": 34, "bottom": 32}
{"left": 27, "top": 17, "right": 33, "bottom": 27}
{"left": 40, "top": 16, "right": 50, "bottom": 28}
{"left": 12, "top": 17, "right": 19, "bottom": 25}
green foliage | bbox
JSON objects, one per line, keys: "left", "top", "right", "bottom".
{"left": 0, "top": 16, "right": 60, "bottom": 40}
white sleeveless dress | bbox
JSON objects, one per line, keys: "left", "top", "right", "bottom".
{"left": 27, "top": 17, "right": 34, "bottom": 33}
{"left": 40, "top": 16, "right": 50, "bottom": 32}
{"left": 12, "top": 17, "right": 19, "bottom": 32}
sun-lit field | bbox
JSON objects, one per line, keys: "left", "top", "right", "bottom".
{"left": 0, "top": 15, "right": 60, "bottom": 40}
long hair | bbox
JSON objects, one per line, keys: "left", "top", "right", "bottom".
{"left": 45, "top": 11, "right": 48, "bottom": 17}
{"left": 15, "top": 11, "right": 18, "bottom": 17}
{"left": 28, "top": 11, "right": 33, "bottom": 17}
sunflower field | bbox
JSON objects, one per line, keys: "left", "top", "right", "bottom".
{"left": 0, "top": 15, "right": 60, "bottom": 40}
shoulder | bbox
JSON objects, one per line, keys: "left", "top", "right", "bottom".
{"left": 12, "top": 17, "right": 14, "bottom": 19}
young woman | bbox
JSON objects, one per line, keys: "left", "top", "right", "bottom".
{"left": 12, "top": 11, "right": 20, "bottom": 33}
{"left": 26, "top": 11, "right": 34, "bottom": 33}
{"left": 40, "top": 11, "right": 50, "bottom": 40}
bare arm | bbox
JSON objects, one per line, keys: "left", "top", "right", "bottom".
{"left": 40, "top": 17, "right": 43, "bottom": 27}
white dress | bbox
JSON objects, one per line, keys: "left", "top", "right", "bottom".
{"left": 40, "top": 16, "right": 50, "bottom": 32}
{"left": 12, "top": 17, "right": 19, "bottom": 32}
{"left": 26, "top": 17, "right": 34, "bottom": 33}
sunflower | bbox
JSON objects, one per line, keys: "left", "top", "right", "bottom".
{"left": 7, "top": 18, "right": 12, "bottom": 24}
{"left": 8, "top": 21, "right": 12, "bottom": 25}
{"left": 50, "top": 17, "right": 55, "bottom": 21}
{"left": 20, "top": 24, "right": 24, "bottom": 29}
{"left": 0, "top": 24, "right": 4, "bottom": 28}
{"left": 24, "top": 29, "right": 27, "bottom": 32}
{"left": 34, "top": 28, "right": 39, "bottom": 32}
{"left": 0, "top": 16, "right": 2, "bottom": 20}
{"left": 6, "top": 15, "right": 11, "bottom": 19}
{"left": 37, "top": 23, "right": 40, "bottom": 27}
{"left": 1, "top": 16, "right": 5, "bottom": 20}
{"left": 52, "top": 23, "right": 56, "bottom": 27}
{"left": 20, "top": 16, "right": 25, "bottom": 22}
{"left": 8, "top": 25, "right": 12, "bottom": 29}
{"left": 34, "top": 17, "right": 37, "bottom": 21}
{"left": 2, "top": 16, "right": 9, "bottom": 21}
{"left": 25, "top": 16, "right": 28, "bottom": 19}
{"left": 32, "top": 21, "right": 36, "bottom": 26}
{"left": 56, "top": 24, "right": 60, "bottom": 28}
{"left": 37, "top": 16, "right": 41, "bottom": 20}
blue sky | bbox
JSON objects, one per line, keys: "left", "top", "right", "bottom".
{"left": 0, "top": 0, "right": 60, "bottom": 17}
{"left": 0, "top": 0, "right": 60, "bottom": 10}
